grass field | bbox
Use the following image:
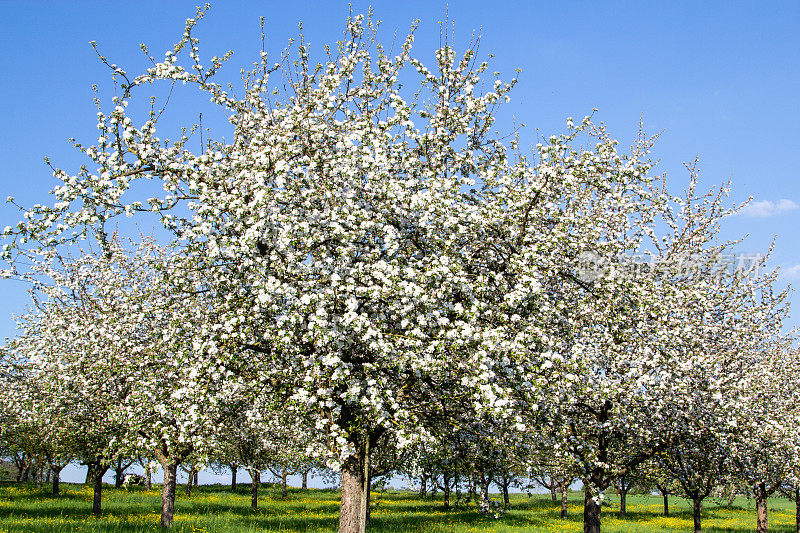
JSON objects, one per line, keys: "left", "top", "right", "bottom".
{"left": 0, "top": 483, "right": 797, "bottom": 532}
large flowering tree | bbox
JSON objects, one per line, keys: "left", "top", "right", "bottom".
{"left": 2, "top": 10, "right": 545, "bottom": 531}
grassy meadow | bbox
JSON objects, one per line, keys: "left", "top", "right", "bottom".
{"left": 0, "top": 482, "right": 797, "bottom": 532}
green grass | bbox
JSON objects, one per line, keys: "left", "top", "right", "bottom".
{"left": 0, "top": 483, "right": 797, "bottom": 532}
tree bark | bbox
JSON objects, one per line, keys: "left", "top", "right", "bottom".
{"left": 249, "top": 469, "right": 260, "bottom": 509}
{"left": 663, "top": 493, "right": 669, "bottom": 516}
{"left": 560, "top": 482, "right": 569, "bottom": 518}
{"left": 501, "top": 475, "right": 510, "bottom": 508}
{"left": 443, "top": 477, "right": 451, "bottom": 510}
{"left": 281, "top": 468, "right": 288, "bottom": 498}
{"left": 550, "top": 481, "right": 558, "bottom": 502}
{"left": 185, "top": 465, "right": 194, "bottom": 496}
{"left": 51, "top": 465, "right": 63, "bottom": 496}
{"left": 230, "top": 466, "right": 237, "bottom": 492}
{"left": 138, "top": 456, "right": 152, "bottom": 491}
{"left": 92, "top": 466, "right": 106, "bottom": 516}
{"left": 795, "top": 486, "right": 799, "bottom": 533}
{"left": 619, "top": 488, "right": 627, "bottom": 516}
{"left": 302, "top": 469, "right": 308, "bottom": 490}
{"left": 419, "top": 475, "right": 427, "bottom": 498}
{"left": 756, "top": 483, "right": 768, "bottom": 533}
{"left": 338, "top": 437, "right": 369, "bottom": 533}
{"left": 12, "top": 453, "right": 26, "bottom": 482}
{"left": 114, "top": 467, "right": 125, "bottom": 488}
{"left": 365, "top": 471, "right": 372, "bottom": 525}
{"left": 194, "top": 471, "right": 199, "bottom": 486}
{"left": 692, "top": 497, "right": 702, "bottom": 533}
{"left": 161, "top": 462, "right": 178, "bottom": 529}
{"left": 584, "top": 488, "right": 601, "bottom": 533}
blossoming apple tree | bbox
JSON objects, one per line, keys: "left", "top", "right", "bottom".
{"left": 2, "top": 9, "right": 548, "bottom": 531}
{"left": 511, "top": 160, "right": 791, "bottom": 533}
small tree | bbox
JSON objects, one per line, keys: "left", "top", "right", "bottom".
{"left": 730, "top": 338, "right": 799, "bottom": 533}
{"left": 660, "top": 431, "right": 731, "bottom": 533}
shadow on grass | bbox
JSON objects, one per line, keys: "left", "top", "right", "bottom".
{"left": 165, "top": 494, "right": 555, "bottom": 533}
{"left": 512, "top": 497, "right": 573, "bottom": 511}
{"left": 0, "top": 505, "right": 155, "bottom": 522}
{"left": 3, "top": 492, "right": 87, "bottom": 503}
{"left": 228, "top": 507, "right": 552, "bottom": 533}
{"left": 602, "top": 506, "right": 797, "bottom": 533}
{"left": 702, "top": 528, "right": 795, "bottom": 533}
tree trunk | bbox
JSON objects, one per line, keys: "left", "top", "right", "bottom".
{"left": 282, "top": 468, "right": 288, "bottom": 498}
{"left": 443, "top": 474, "right": 451, "bottom": 510}
{"left": 550, "top": 480, "right": 558, "bottom": 502}
{"left": 419, "top": 475, "right": 427, "bottom": 498}
{"left": 114, "top": 467, "right": 125, "bottom": 488}
{"left": 161, "top": 462, "right": 178, "bottom": 529}
{"left": 338, "top": 438, "right": 369, "bottom": 533}
{"left": 249, "top": 469, "right": 260, "bottom": 509}
{"left": 795, "top": 486, "right": 799, "bottom": 533}
{"left": 756, "top": 483, "right": 768, "bottom": 533}
{"left": 302, "top": 470, "right": 308, "bottom": 490}
{"left": 45, "top": 468, "right": 51, "bottom": 484}
{"left": 194, "top": 471, "right": 199, "bottom": 486}
{"left": 501, "top": 475, "right": 510, "bottom": 508}
{"left": 619, "top": 489, "right": 627, "bottom": 516}
{"left": 663, "top": 492, "right": 669, "bottom": 517}
{"left": 480, "top": 473, "right": 490, "bottom": 504}
{"left": 230, "top": 466, "right": 237, "bottom": 492}
{"left": 365, "top": 471, "right": 372, "bottom": 525}
{"left": 12, "top": 453, "right": 25, "bottom": 482}
{"left": 560, "top": 482, "right": 569, "bottom": 518}
{"left": 185, "top": 466, "right": 193, "bottom": 496}
{"left": 51, "top": 465, "right": 63, "bottom": 496}
{"left": 146, "top": 467, "right": 152, "bottom": 491}
{"left": 85, "top": 463, "right": 95, "bottom": 485}
{"left": 92, "top": 466, "right": 106, "bottom": 516}
{"left": 692, "top": 497, "right": 702, "bottom": 533}
{"left": 469, "top": 475, "right": 476, "bottom": 503}
{"left": 584, "top": 488, "right": 601, "bottom": 533}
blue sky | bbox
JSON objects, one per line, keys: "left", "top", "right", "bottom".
{"left": 1, "top": 0, "right": 799, "bottom": 341}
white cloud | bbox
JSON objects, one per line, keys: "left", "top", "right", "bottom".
{"left": 780, "top": 264, "right": 800, "bottom": 280}
{"left": 739, "top": 198, "right": 799, "bottom": 217}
